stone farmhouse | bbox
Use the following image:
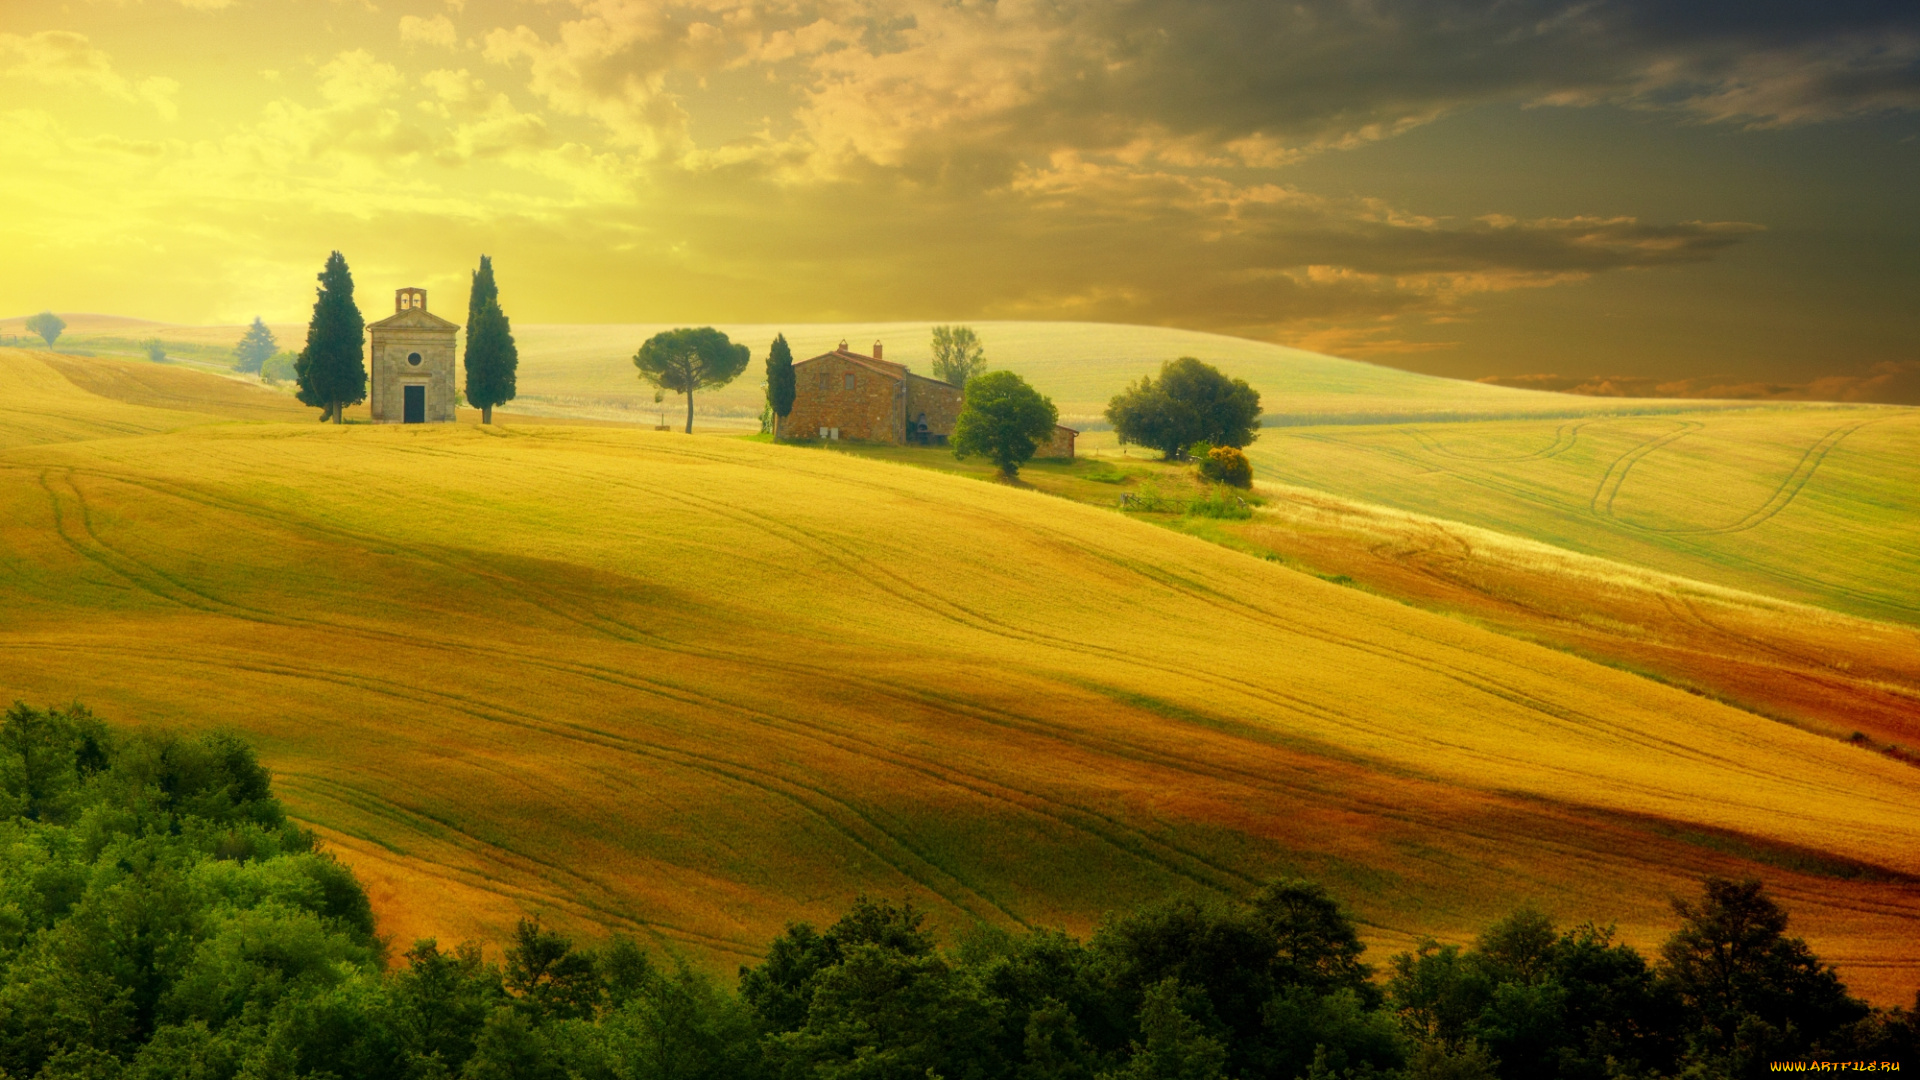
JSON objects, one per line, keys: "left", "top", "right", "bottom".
{"left": 783, "top": 340, "right": 1076, "bottom": 458}
{"left": 367, "top": 288, "right": 459, "bottom": 424}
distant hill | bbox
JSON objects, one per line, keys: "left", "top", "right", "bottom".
{"left": 30, "top": 315, "right": 1730, "bottom": 428}
{"left": 2, "top": 346, "right": 1916, "bottom": 1003}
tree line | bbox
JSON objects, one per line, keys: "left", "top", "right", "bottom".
{"left": 0, "top": 701, "right": 1911, "bottom": 1080}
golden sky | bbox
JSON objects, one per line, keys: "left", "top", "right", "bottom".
{"left": 1, "top": 0, "right": 1916, "bottom": 380}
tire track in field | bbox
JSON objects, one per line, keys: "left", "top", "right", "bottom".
{"left": 36, "top": 468, "right": 261, "bottom": 618}
{"left": 1283, "top": 421, "right": 1920, "bottom": 620}
{"left": 39, "top": 451, "right": 1816, "bottom": 795}
{"left": 19, "top": 447, "right": 1882, "bottom": 866}
{"left": 12, "top": 463, "right": 1268, "bottom": 902}
{"left": 0, "top": 636, "right": 1034, "bottom": 932}
{"left": 1606, "top": 417, "right": 1885, "bottom": 535}
{"left": 274, "top": 770, "right": 767, "bottom": 960}
{"left": 400, "top": 439, "right": 1792, "bottom": 786}
{"left": 1588, "top": 421, "right": 1702, "bottom": 518}
{"left": 1009, "top": 511, "right": 1827, "bottom": 785}
{"left": 1407, "top": 420, "right": 1589, "bottom": 462}
{"left": 23, "top": 459, "right": 1275, "bottom": 899}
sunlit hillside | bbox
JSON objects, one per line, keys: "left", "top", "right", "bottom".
{"left": 2, "top": 346, "right": 1917, "bottom": 1003}
{"left": 11, "top": 314, "right": 1729, "bottom": 428}
{"left": 1234, "top": 411, "right": 1920, "bottom": 625}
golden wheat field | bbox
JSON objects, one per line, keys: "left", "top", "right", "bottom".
{"left": 3, "top": 346, "right": 1918, "bottom": 1003}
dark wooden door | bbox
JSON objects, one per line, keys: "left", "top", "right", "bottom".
{"left": 403, "top": 385, "right": 425, "bottom": 424}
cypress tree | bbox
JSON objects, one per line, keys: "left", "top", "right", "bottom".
{"left": 463, "top": 255, "right": 519, "bottom": 425}
{"left": 766, "top": 333, "right": 795, "bottom": 439}
{"left": 294, "top": 252, "right": 367, "bottom": 424}
{"left": 233, "top": 317, "right": 277, "bottom": 373}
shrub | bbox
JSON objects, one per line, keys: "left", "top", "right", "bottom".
{"left": 1198, "top": 446, "right": 1252, "bottom": 488}
{"left": 1185, "top": 487, "right": 1253, "bottom": 520}
{"left": 261, "top": 351, "right": 299, "bottom": 383}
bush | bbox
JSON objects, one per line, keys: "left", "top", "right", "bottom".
{"left": 1198, "top": 446, "right": 1252, "bottom": 488}
{"left": 261, "top": 351, "right": 299, "bottom": 383}
{"left": 1186, "top": 487, "right": 1253, "bottom": 519}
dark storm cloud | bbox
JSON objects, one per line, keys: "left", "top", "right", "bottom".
{"left": 983, "top": 0, "right": 1920, "bottom": 161}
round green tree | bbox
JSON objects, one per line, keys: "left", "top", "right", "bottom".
{"left": 633, "top": 327, "right": 751, "bottom": 434}
{"left": 463, "top": 255, "right": 520, "bottom": 424}
{"left": 1106, "top": 357, "right": 1261, "bottom": 460}
{"left": 293, "top": 251, "right": 367, "bottom": 424}
{"left": 765, "top": 333, "right": 796, "bottom": 438}
{"left": 24, "top": 311, "right": 64, "bottom": 348}
{"left": 951, "top": 370, "right": 1058, "bottom": 479}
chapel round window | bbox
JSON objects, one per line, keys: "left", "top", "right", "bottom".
{"left": 407, "top": 352, "right": 423, "bottom": 366}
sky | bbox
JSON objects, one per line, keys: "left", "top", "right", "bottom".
{"left": 1, "top": 0, "right": 1917, "bottom": 384}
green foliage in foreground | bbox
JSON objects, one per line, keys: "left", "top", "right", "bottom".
{"left": 1, "top": 703, "right": 1914, "bottom": 1080}
{"left": 952, "top": 369, "right": 1059, "bottom": 478}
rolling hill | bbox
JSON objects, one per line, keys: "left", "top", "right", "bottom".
{"left": 1237, "top": 410, "right": 1920, "bottom": 625}
{"left": 2, "top": 345, "right": 1917, "bottom": 1004}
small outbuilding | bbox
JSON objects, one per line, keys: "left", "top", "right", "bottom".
{"left": 368, "top": 288, "right": 459, "bottom": 424}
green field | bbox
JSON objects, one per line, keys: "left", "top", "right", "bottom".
{"left": 1224, "top": 410, "right": 1920, "bottom": 625}
{"left": 2, "top": 345, "right": 1918, "bottom": 1003}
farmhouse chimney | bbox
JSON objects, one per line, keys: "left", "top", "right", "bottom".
{"left": 873, "top": 340, "right": 883, "bottom": 360}
{"left": 395, "top": 287, "right": 427, "bottom": 314}
{"left": 838, "top": 339, "right": 848, "bottom": 351}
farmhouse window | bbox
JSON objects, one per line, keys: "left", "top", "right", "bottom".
{"left": 844, "top": 373, "right": 856, "bottom": 390}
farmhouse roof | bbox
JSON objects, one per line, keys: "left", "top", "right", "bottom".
{"left": 796, "top": 344, "right": 909, "bottom": 381}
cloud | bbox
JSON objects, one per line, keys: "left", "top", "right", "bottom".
{"left": 400, "top": 14, "right": 460, "bottom": 51}
{"left": 0, "top": 31, "right": 178, "bottom": 119}
{"left": 317, "top": 49, "right": 406, "bottom": 107}
{"left": 473, "top": 0, "right": 1917, "bottom": 194}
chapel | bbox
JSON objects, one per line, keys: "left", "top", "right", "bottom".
{"left": 367, "top": 288, "right": 460, "bottom": 423}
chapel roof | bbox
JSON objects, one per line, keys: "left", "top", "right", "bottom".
{"left": 367, "top": 306, "right": 460, "bottom": 331}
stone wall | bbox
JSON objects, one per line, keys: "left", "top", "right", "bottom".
{"left": 1040, "top": 425, "right": 1076, "bottom": 459}
{"left": 905, "top": 375, "right": 963, "bottom": 441}
{"left": 782, "top": 355, "right": 903, "bottom": 442}
{"left": 370, "top": 324, "right": 458, "bottom": 423}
